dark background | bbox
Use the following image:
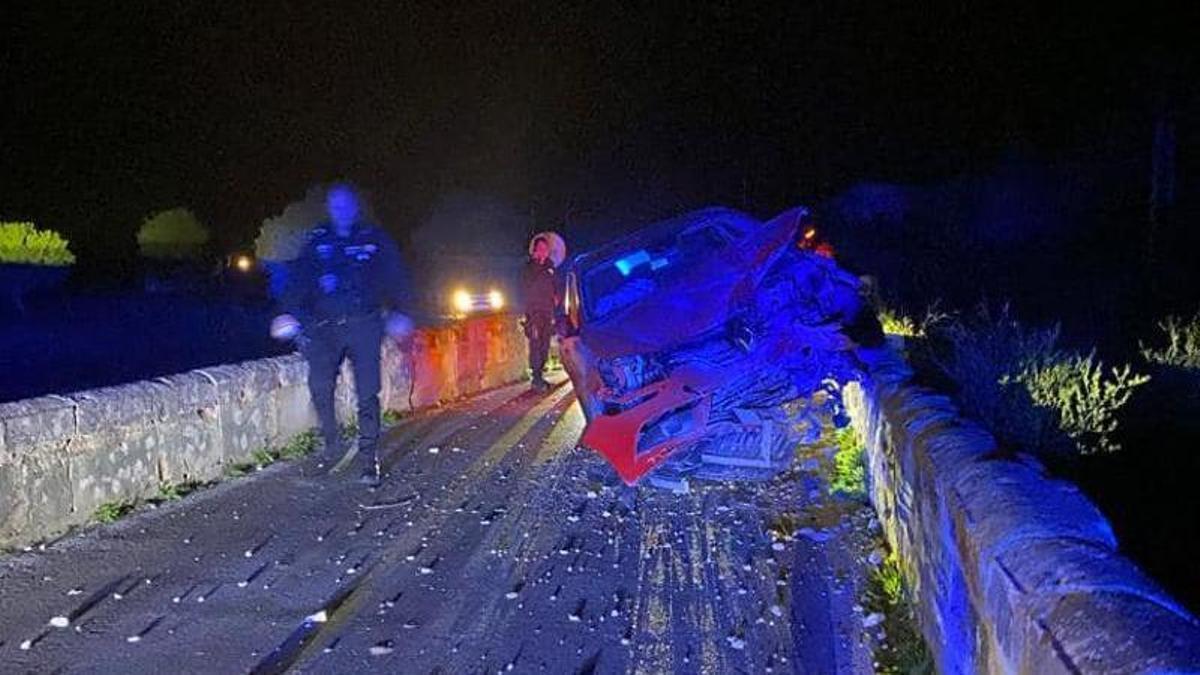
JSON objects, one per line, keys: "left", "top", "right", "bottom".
{"left": 2, "top": 2, "right": 1193, "bottom": 267}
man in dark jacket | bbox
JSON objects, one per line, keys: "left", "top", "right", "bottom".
{"left": 271, "top": 183, "right": 412, "bottom": 486}
{"left": 521, "top": 235, "right": 557, "bottom": 391}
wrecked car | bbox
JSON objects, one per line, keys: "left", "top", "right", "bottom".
{"left": 559, "top": 206, "right": 882, "bottom": 486}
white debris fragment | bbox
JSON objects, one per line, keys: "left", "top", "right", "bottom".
{"left": 126, "top": 635, "right": 141, "bottom": 643}
{"left": 863, "top": 613, "right": 885, "bottom": 628}
{"left": 428, "top": 447, "right": 440, "bottom": 454}
{"left": 49, "top": 616, "right": 69, "bottom": 628}
{"left": 586, "top": 490, "right": 598, "bottom": 499}
{"left": 451, "top": 447, "right": 464, "bottom": 453}
{"left": 20, "top": 639, "right": 34, "bottom": 650}
{"left": 66, "top": 588, "right": 83, "bottom": 596}
{"left": 770, "top": 604, "right": 784, "bottom": 618}
{"left": 771, "top": 542, "right": 786, "bottom": 552}
{"left": 419, "top": 566, "right": 434, "bottom": 575}
{"left": 505, "top": 591, "right": 518, "bottom": 600}
{"left": 568, "top": 613, "right": 581, "bottom": 622}
{"left": 726, "top": 636, "right": 746, "bottom": 650}
{"left": 369, "top": 644, "right": 394, "bottom": 656}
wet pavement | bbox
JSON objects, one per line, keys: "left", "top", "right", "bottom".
{"left": 0, "top": 378, "right": 881, "bottom": 674}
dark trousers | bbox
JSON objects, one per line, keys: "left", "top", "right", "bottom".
{"left": 526, "top": 311, "right": 552, "bottom": 383}
{"left": 301, "top": 316, "right": 383, "bottom": 462}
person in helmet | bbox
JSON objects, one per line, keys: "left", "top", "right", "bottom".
{"left": 271, "top": 183, "right": 413, "bottom": 486}
{"left": 521, "top": 235, "right": 558, "bottom": 392}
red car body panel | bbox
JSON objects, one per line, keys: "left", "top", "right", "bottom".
{"left": 578, "top": 364, "right": 723, "bottom": 485}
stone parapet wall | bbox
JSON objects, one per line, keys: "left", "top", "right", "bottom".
{"left": 844, "top": 345, "right": 1200, "bottom": 674}
{"left": 0, "top": 314, "right": 528, "bottom": 549}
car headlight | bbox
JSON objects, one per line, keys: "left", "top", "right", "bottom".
{"left": 488, "top": 289, "right": 504, "bottom": 309}
{"left": 452, "top": 289, "right": 472, "bottom": 313}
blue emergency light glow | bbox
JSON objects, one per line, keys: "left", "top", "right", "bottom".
{"left": 614, "top": 250, "right": 651, "bottom": 276}
{"left": 650, "top": 257, "right": 669, "bottom": 270}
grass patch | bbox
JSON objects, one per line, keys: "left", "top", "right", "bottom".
{"left": 153, "top": 480, "right": 204, "bottom": 503}
{"left": 382, "top": 409, "right": 405, "bottom": 426}
{"left": 277, "top": 429, "right": 320, "bottom": 460}
{"left": 829, "top": 426, "right": 867, "bottom": 499}
{"left": 866, "top": 551, "right": 934, "bottom": 675}
{"left": 93, "top": 499, "right": 136, "bottom": 524}
{"left": 251, "top": 448, "right": 277, "bottom": 467}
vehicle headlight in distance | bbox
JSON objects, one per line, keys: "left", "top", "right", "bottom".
{"left": 452, "top": 289, "right": 473, "bottom": 314}
{"left": 488, "top": 289, "right": 504, "bottom": 310}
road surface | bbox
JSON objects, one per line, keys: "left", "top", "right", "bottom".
{"left": 0, "top": 378, "right": 880, "bottom": 674}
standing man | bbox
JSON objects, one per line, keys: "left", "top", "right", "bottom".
{"left": 271, "top": 183, "right": 413, "bottom": 486}
{"left": 521, "top": 235, "right": 558, "bottom": 392}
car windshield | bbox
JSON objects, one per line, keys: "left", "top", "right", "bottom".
{"left": 581, "top": 224, "right": 728, "bottom": 321}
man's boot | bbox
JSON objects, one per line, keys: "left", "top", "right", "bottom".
{"left": 358, "top": 452, "right": 382, "bottom": 487}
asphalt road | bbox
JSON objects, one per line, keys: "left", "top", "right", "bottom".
{"left": 0, "top": 378, "right": 880, "bottom": 674}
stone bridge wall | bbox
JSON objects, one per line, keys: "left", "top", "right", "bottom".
{"left": 844, "top": 345, "right": 1200, "bottom": 674}
{"left": 0, "top": 314, "right": 528, "bottom": 549}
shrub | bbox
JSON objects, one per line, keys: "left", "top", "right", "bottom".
{"left": 256, "top": 186, "right": 326, "bottom": 261}
{"left": 829, "top": 426, "right": 867, "bottom": 498}
{"left": 1007, "top": 353, "right": 1149, "bottom": 455}
{"left": 1141, "top": 312, "right": 1200, "bottom": 369}
{"left": 0, "top": 222, "right": 76, "bottom": 266}
{"left": 923, "top": 304, "right": 1063, "bottom": 453}
{"left": 879, "top": 307, "right": 921, "bottom": 337}
{"left": 924, "top": 304, "right": 1148, "bottom": 457}
{"left": 137, "top": 208, "right": 210, "bottom": 260}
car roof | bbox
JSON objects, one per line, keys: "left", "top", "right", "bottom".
{"left": 570, "top": 206, "right": 759, "bottom": 272}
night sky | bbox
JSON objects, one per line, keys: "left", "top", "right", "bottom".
{"left": 0, "top": 2, "right": 1189, "bottom": 264}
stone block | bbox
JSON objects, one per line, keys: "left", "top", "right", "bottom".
{"left": 981, "top": 537, "right": 1199, "bottom": 673}
{"left": 70, "top": 424, "right": 162, "bottom": 518}
{"left": 0, "top": 395, "right": 77, "bottom": 451}
{"left": 68, "top": 381, "right": 167, "bottom": 436}
{"left": 1024, "top": 591, "right": 1200, "bottom": 673}
{"left": 380, "top": 340, "right": 413, "bottom": 414}
{"left": 917, "top": 421, "right": 995, "bottom": 485}
{"left": 201, "top": 362, "right": 279, "bottom": 462}
{"left": 154, "top": 370, "right": 220, "bottom": 415}
{"left": 267, "top": 353, "right": 308, "bottom": 387}
{"left": 0, "top": 452, "right": 72, "bottom": 547}
{"left": 156, "top": 413, "right": 224, "bottom": 484}
{"left": 952, "top": 460, "right": 1117, "bottom": 575}
{"left": 274, "top": 383, "right": 318, "bottom": 442}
